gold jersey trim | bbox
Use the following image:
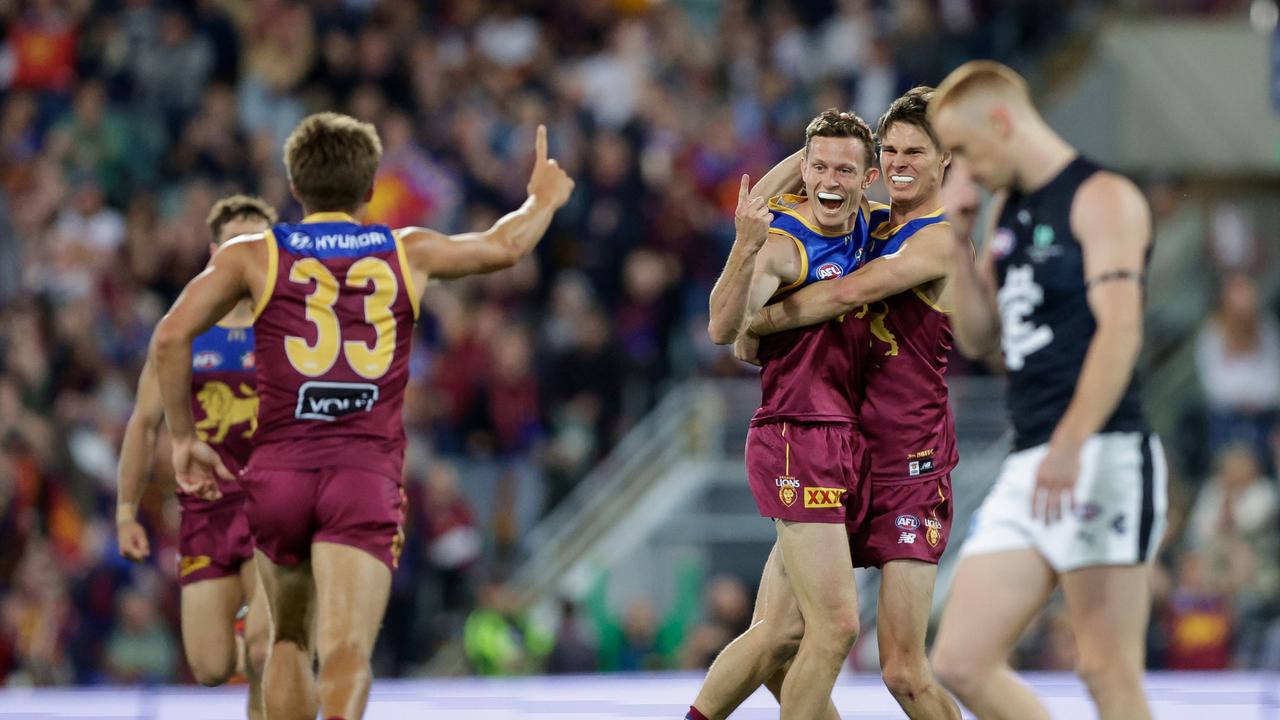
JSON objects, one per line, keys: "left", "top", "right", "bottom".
{"left": 253, "top": 230, "right": 279, "bottom": 320}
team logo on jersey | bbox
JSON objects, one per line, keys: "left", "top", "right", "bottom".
{"left": 816, "top": 262, "right": 844, "bottom": 280}
{"left": 924, "top": 517, "right": 942, "bottom": 547}
{"left": 776, "top": 476, "right": 799, "bottom": 507}
{"left": 998, "top": 265, "right": 1054, "bottom": 371}
{"left": 295, "top": 381, "right": 380, "bottom": 421}
{"left": 193, "top": 351, "right": 223, "bottom": 369}
{"left": 194, "top": 381, "right": 259, "bottom": 442}
{"left": 895, "top": 514, "right": 920, "bottom": 530}
{"left": 287, "top": 231, "right": 312, "bottom": 250}
{"left": 856, "top": 302, "right": 899, "bottom": 357}
{"left": 803, "top": 487, "right": 844, "bottom": 508}
{"left": 1029, "top": 224, "right": 1061, "bottom": 263}
{"left": 241, "top": 351, "right": 255, "bottom": 369}
{"left": 990, "top": 228, "right": 1015, "bottom": 258}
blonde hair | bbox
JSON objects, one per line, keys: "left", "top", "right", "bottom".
{"left": 930, "top": 61, "right": 1032, "bottom": 120}
{"left": 283, "top": 112, "right": 383, "bottom": 212}
{"left": 205, "top": 194, "right": 277, "bottom": 243}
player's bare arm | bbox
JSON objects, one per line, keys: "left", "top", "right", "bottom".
{"left": 1032, "top": 172, "right": 1151, "bottom": 523}
{"left": 152, "top": 237, "right": 265, "bottom": 499}
{"left": 708, "top": 174, "right": 775, "bottom": 344}
{"left": 749, "top": 223, "right": 951, "bottom": 336}
{"left": 729, "top": 236, "right": 804, "bottom": 363}
{"left": 948, "top": 180, "right": 1004, "bottom": 358}
{"left": 397, "top": 124, "right": 573, "bottom": 289}
{"left": 116, "top": 355, "right": 164, "bottom": 561}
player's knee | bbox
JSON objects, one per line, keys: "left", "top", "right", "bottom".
{"left": 188, "top": 653, "right": 236, "bottom": 687}
{"left": 930, "top": 648, "right": 979, "bottom": 696}
{"left": 1076, "top": 653, "right": 1142, "bottom": 698}
{"left": 245, "top": 632, "right": 270, "bottom": 680}
{"left": 828, "top": 606, "right": 861, "bottom": 647}
{"left": 881, "top": 657, "right": 931, "bottom": 700}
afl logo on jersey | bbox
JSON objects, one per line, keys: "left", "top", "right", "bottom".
{"left": 287, "top": 232, "right": 311, "bottom": 250}
{"left": 193, "top": 351, "right": 223, "bottom": 369}
{"left": 990, "top": 228, "right": 1015, "bottom": 258}
{"left": 816, "top": 263, "right": 844, "bottom": 280}
{"left": 895, "top": 514, "right": 920, "bottom": 530}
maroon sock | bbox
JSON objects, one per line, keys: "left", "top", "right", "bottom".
{"left": 686, "top": 706, "right": 709, "bottom": 720}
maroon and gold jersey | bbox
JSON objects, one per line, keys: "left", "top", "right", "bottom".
{"left": 858, "top": 208, "right": 958, "bottom": 482}
{"left": 750, "top": 198, "right": 877, "bottom": 426}
{"left": 249, "top": 213, "right": 419, "bottom": 479}
{"left": 186, "top": 324, "right": 256, "bottom": 508}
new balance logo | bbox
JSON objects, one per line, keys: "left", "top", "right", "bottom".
{"left": 803, "top": 487, "right": 845, "bottom": 509}
{"left": 898, "top": 532, "right": 917, "bottom": 544}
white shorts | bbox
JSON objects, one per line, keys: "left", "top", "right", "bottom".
{"left": 958, "top": 432, "right": 1168, "bottom": 573}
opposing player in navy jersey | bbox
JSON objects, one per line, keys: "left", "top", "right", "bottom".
{"left": 695, "top": 110, "right": 878, "bottom": 720}
{"left": 116, "top": 195, "right": 275, "bottom": 719}
{"left": 927, "top": 62, "right": 1165, "bottom": 720}
{"left": 151, "top": 114, "right": 573, "bottom": 720}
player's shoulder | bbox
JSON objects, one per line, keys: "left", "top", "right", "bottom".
{"left": 1072, "top": 170, "right": 1149, "bottom": 238}
{"left": 767, "top": 193, "right": 807, "bottom": 214}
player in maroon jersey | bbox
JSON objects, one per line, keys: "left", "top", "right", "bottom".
{"left": 151, "top": 113, "right": 574, "bottom": 720}
{"left": 691, "top": 90, "right": 978, "bottom": 720}
{"left": 694, "top": 110, "right": 879, "bottom": 720}
{"left": 116, "top": 195, "right": 275, "bottom": 718}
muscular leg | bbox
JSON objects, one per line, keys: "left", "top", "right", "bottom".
{"left": 930, "top": 550, "right": 1056, "bottom": 720}
{"left": 240, "top": 561, "right": 270, "bottom": 720}
{"left": 876, "top": 560, "right": 960, "bottom": 720}
{"left": 692, "top": 544, "right": 840, "bottom": 719}
{"left": 775, "top": 520, "right": 860, "bottom": 720}
{"left": 1061, "top": 565, "right": 1152, "bottom": 720}
{"left": 180, "top": 575, "right": 245, "bottom": 686}
{"left": 255, "top": 550, "right": 317, "bottom": 720}
{"left": 312, "top": 542, "right": 392, "bottom": 720}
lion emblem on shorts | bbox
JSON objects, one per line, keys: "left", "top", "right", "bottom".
{"left": 855, "top": 302, "right": 899, "bottom": 357}
{"left": 194, "top": 381, "right": 259, "bottom": 442}
{"left": 776, "top": 475, "right": 799, "bottom": 507}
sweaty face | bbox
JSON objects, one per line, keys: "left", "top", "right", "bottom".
{"left": 801, "top": 136, "right": 872, "bottom": 231}
{"left": 217, "top": 214, "right": 272, "bottom": 245}
{"left": 879, "top": 122, "right": 947, "bottom": 208}
{"left": 932, "top": 105, "right": 1009, "bottom": 193}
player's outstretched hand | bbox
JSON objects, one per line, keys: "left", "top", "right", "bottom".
{"left": 527, "top": 124, "right": 575, "bottom": 210}
{"left": 117, "top": 519, "right": 150, "bottom": 561}
{"left": 172, "top": 437, "right": 230, "bottom": 502}
{"left": 734, "top": 174, "right": 772, "bottom": 253}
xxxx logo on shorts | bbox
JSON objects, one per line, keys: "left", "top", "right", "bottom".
{"left": 924, "top": 517, "right": 943, "bottom": 547}
{"left": 776, "top": 476, "right": 800, "bottom": 507}
{"left": 178, "top": 555, "right": 212, "bottom": 577}
{"left": 803, "top": 487, "right": 845, "bottom": 509}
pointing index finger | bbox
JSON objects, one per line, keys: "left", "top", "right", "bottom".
{"left": 536, "top": 124, "right": 547, "bottom": 164}
{"left": 739, "top": 174, "right": 750, "bottom": 202}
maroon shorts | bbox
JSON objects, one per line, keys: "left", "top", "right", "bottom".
{"left": 177, "top": 495, "right": 254, "bottom": 587}
{"left": 847, "top": 473, "right": 953, "bottom": 568}
{"left": 242, "top": 466, "right": 406, "bottom": 571}
{"left": 746, "top": 421, "right": 867, "bottom": 525}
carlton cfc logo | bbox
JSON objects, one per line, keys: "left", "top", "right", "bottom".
{"left": 816, "top": 262, "right": 844, "bottom": 280}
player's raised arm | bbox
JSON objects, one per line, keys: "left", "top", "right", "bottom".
{"left": 152, "top": 240, "right": 257, "bottom": 499}
{"left": 116, "top": 355, "right": 163, "bottom": 561}
{"left": 940, "top": 158, "right": 1002, "bottom": 357}
{"left": 399, "top": 124, "right": 574, "bottom": 285}
{"left": 748, "top": 148, "right": 805, "bottom": 202}
{"left": 708, "top": 174, "right": 775, "bottom": 343}
{"left": 749, "top": 224, "right": 950, "bottom": 336}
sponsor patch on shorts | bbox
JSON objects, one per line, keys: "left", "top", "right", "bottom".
{"left": 803, "top": 487, "right": 845, "bottom": 509}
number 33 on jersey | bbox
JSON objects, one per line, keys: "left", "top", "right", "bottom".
{"left": 252, "top": 212, "right": 418, "bottom": 455}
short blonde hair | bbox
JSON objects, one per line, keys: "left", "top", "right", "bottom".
{"left": 205, "top": 194, "right": 277, "bottom": 242}
{"left": 930, "top": 60, "right": 1032, "bottom": 120}
{"left": 283, "top": 112, "right": 383, "bottom": 212}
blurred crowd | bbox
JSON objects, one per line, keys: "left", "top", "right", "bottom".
{"left": 0, "top": 0, "right": 1273, "bottom": 686}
